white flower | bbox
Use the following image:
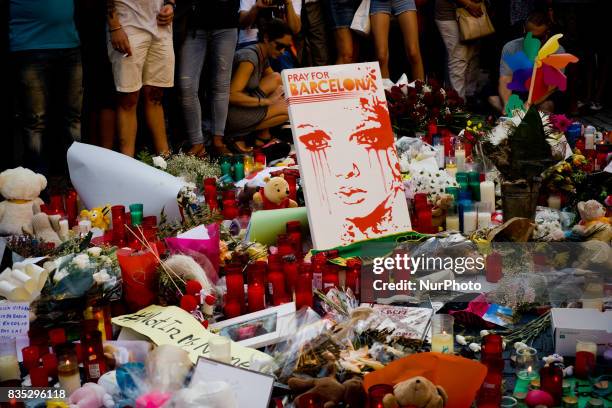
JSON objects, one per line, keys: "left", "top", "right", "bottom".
{"left": 72, "top": 254, "right": 90, "bottom": 269}
{"left": 469, "top": 343, "right": 481, "bottom": 353}
{"left": 87, "top": 247, "right": 102, "bottom": 257}
{"left": 456, "top": 335, "right": 467, "bottom": 346}
{"left": 53, "top": 268, "right": 69, "bottom": 283}
{"left": 152, "top": 156, "right": 167, "bottom": 169}
{"left": 93, "top": 269, "right": 111, "bottom": 284}
{"left": 480, "top": 330, "right": 490, "bottom": 337}
{"left": 514, "top": 342, "right": 529, "bottom": 351}
{"left": 99, "top": 255, "right": 112, "bottom": 267}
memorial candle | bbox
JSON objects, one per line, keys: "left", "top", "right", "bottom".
{"left": 540, "top": 365, "right": 563, "bottom": 405}
{"left": 209, "top": 336, "right": 231, "bottom": 364}
{"left": 283, "top": 259, "right": 299, "bottom": 296}
{"left": 445, "top": 206, "right": 460, "bottom": 231}
{"left": 479, "top": 181, "right": 495, "bottom": 211}
{"left": 455, "top": 143, "right": 466, "bottom": 172}
{"left": 22, "top": 346, "right": 40, "bottom": 371}
{"left": 575, "top": 337, "right": 597, "bottom": 379}
{"left": 57, "top": 344, "right": 81, "bottom": 396}
{"left": 431, "top": 314, "right": 454, "bottom": 354}
{"left": 247, "top": 283, "right": 266, "bottom": 312}
{"left": 322, "top": 264, "right": 339, "bottom": 292}
{"left": 0, "top": 338, "right": 20, "bottom": 383}
{"left": 30, "top": 366, "right": 49, "bottom": 387}
{"left": 445, "top": 157, "right": 457, "bottom": 177}
{"left": 295, "top": 264, "right": 313, "bottom": 309}
{"left": 462, "top": 202, "right": 477, "bottom": 234}
{"left": 345, "top": 259, "right": 361, "bottom": 296}
{"left": 477, "top": 202, "right": 492, "bottom": 229}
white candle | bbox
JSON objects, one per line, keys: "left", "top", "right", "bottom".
{"left": 478, "top": 212, "right": 491, "bottom": 229}
{"left": 59, "top": 219, "right": 70, "bottom": 240}
{"left": 0, "top": 355, "right": 20, "bottom": 382}
{"left": 431, "top": 332, "right": 454, "bottom": 354}
{"left": 433, "top": 145, "right": 444, "bottom": 169}
{"left": 455, "top": 148, "right": 466, "bottom": 172}
{"left": 547, "top": 195, "right": 561, "bottom": 210}
{"left": 446, "top": 215, "right": 460, "bottom": 231}
{"left": 480, "top": 181, "right": 495, "bottom": 211}
{"left": 463, "top": 211, "right": 478, "bottom": 234}
{"left": 209, "top": 337, "right": 231, "bottom": 364}
{"left": 58, "top": 360, "right": 81, "bottom": 395}
{"left": 78, "top": 220, "right": 91, "bottom": 235}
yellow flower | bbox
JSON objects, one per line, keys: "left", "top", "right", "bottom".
{"left": 467, "top": 120, "right": 472, "bottom": 126}
{"left": 478, "top": 123, "right": 483, "bottom": 128}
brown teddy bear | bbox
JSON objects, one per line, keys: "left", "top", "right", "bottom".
{"left": 252, "top": 174, "right": 298, "bottom": 210}
{"left": 572, "top": 200, "right": 612, "bottom": 242}
{"left": 382, "top": 376, "right": 448, "bottom": 408}
{"left": 431, "top": 194, "right": 454, "bottom": 230}
{"left": 289, "top": 375, "right": 366, "bottom": 408}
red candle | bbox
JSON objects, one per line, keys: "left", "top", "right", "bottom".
{"left": 442, "top": 129, "right": 453, "bottom": 157}
{"left": 574, "top": 351, "right": 595, "bottom": 379}
{"left": 283, "top": 260, "right": 299, "bottom": 295}
{"left": 311, "top": 254, "right": 326, "bottom": 291}
{"left": 222, "top": 190, "right": 236, "bottom": 201}
{"left": 294, "top": 392, "right": 324, "bottom": 408}
{"left": 295, "top": 267, "right": 313, "bottom": 309}
{"left": 49, "top": 194, "right": 65, "bottom": 215}
{"left": 82, "top": 330, "right": 106, "bottom": 383}
{"left": 42, "top": 353, "right": 58, "bottom": 378}
{"left": 28, "top": 327, "right": 49, "bottom": 357}
{"left": 224, "top": 296, "right": 242, "bottom": 318}
{"left": 485, "top": 252, "right": 502, "bottom": 283}
{"left": 540, "top": 365, "right": 563, "bottom": 405}
{"left": 49, "top": 328, "right": 66, "bottom": 349}
{"left": 416, "top": 208, "right": 433, "bottom": 233}
{"left": 284, "top": 173, "right": 298, "bottom": 201}
{"left": 222, "top": 199, "right": 239, "bottom": 220}
{"left": 247, "top": 283, "right": 266, "bottom": 312}
{"left": 476, "top": 368, "right": 502, "bottom": 407}
{"left": 276, "top": 234, "right": 294, "bottom": 257}
{"left": 225, "top": 264, "right": 245, "bottom": 301}
{"left": 414, "top": 193, "right": 428, "bottom": 212}
{"left": 267, "top": 270, "right": 288, "bottom": 306}
{"left": 247, "top": 262, "right": 266, "bottom": 286}
{"left": 30, "top": 366, "right": 49, "bottom": 387}
{"left": 322, "top": 264, "right": 339, "bottom": 292}
{"left": 65, "top": 190, "right": 78, "bottom": 227}
{"left": 111, "top": 205, "right": 126, "bottom": 246}
{"left": 21, "top": 346, "right": 39, "bottom": 370}
{"left": 204, "top": 179, "right": 218, "bottom": 210}
{"left": 286, "top": 221, "right": 302, "bottom": 257}
{"left": 368, "top": 384, "right": 394, "bottom": 408}
{"left": 345, "top": 259, "right": 361, "bottom": 296}
{"left": 254, "top": 151, "right": 266, "bottom": 168}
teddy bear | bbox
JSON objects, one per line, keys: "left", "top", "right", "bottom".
{"left": 382, "top": 376, "right": 448, "bottom": 408}
{"left": 572, "top": 200, "right": 612, "bottom": 242}
{"left": 22, "top": 212, "right": 64, "bottom": 246}
{"left": 431, "top": 194, "right": 454, "bottom": 230}
{"left": 0, "top": 167, "right": 47, "bottom": 236}
{"left": 288, "top": 375, "right": 366, "bottom": 408}
{"left": 68, "top": 382, "right": 114, "bottom": 408}
{"left": 80, "top": 206, "right": 111, "bottom": 231}
{"left": 252, "top": 175, "right": 298, "bottom": 210}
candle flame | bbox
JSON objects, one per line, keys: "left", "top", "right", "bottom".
{"left": 528, "top": 366, "right": 532, "bottom": 373}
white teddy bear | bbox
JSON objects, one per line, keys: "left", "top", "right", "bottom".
{"left": 0, "top": 167, "right": 47, "bottom": 236}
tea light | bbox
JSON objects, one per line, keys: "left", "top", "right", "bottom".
{"left": 445, "top": 157, "right": 457, "bottom": 177}
{"left": 431, "top": 314, "right": 454, "bottom": 354}
{"left": 516, "top": 347, "right": 538, "bottom": 380}
{"left": 56, "top": 344, "right": 81, "bottom": 395}
{"left": 209, "top": 336, "right": 231, "bottom": 365}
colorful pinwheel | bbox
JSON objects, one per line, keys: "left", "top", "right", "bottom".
{"left": 503, "top": 33, "right": 578, "bottom": 115}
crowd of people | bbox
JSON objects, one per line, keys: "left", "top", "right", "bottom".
{"left": 2, "top": 0, "right": 609, "bottom": 177}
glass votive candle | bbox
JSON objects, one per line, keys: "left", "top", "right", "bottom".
{"left": 0, "top": 337, "right": 20, "bottom": 382}
{"left": 368, "top": 384, "right": 394, "bottom": 408}
{"left": 30, "top": 366, "right": 49, "bottom": 387}
{"left": 431, "top": 314, "right": 454, "bottom": 354}
{"left": 540, "top": 364, "right": 563, "bottom": 405}
{"left": 575, "top": 336, "right": 597, "bottom": 379}
{"left": 21, "top": 345, "right": 40, "bottom": 371}
{"left": 209, "top": 336, "right": 231, "bottom": 364}
{"left": 56, "top": 343, "right": 81, "bottom": 395}
{"left": 516, "top": 347, "right": 538, "bottom": 380}
{"left": 129, "top": 203, "right": 144, "bottom": 226}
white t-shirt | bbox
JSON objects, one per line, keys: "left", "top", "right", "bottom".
{"left": 115, "top": 0, "right": 172, "bottom": 39}
{"left": 238, "top": 0, "right": 302, "bottom": 45}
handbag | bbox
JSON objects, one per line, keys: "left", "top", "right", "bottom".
{"left": 456, "top": 3, "right": 494, "bottom": 41}
{"left": 350, "top": 0, "right": 371, "bottom": 36}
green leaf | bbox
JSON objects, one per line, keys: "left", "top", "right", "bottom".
{"left": 523, "top": 32, "right": 541, "bottom": 63}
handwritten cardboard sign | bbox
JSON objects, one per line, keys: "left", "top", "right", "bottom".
{"left": 111, "top": 305, "right": 271, "bottom": 367}
{"left": 0, "top": 302, "right": 30, "bottom": 337}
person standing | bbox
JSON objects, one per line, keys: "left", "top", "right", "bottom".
{"left": 106, "top": 0, "right": 174, "bottom": 157}
{"left": 435, "top": 0, "right": 483, "bottom": 99}
{"left": 9, "top": 0, "right": 82, "bottom": 174}
{"left": 299, "top": 0, "right": 331, "bottom": 67}
{"left": 178, "top": 0, "right": 242, "bottom": 156}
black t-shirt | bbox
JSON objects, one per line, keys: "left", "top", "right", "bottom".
{"left": 191, "top": 0, "right": 239, "bottom": 30}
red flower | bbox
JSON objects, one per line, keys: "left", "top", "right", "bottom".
{"left": 423, "top": 92, "right": 434, "bottom": 106}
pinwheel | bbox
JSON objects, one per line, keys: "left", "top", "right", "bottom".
{"left": 503, "top": 33, "right": 578, "bottom": 115}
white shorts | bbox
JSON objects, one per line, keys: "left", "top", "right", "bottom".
{"left": 108, "top": 29, "right": 174, "bottom": 93}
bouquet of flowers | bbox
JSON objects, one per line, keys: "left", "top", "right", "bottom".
{"left": 385, "top": 79, "right": 468, "bottom": 136}
{"left": 541, "top": 153, "right": 588, "bottom": 196}
{"left": 138, "top": 151, "right": 220, "bottom": 186}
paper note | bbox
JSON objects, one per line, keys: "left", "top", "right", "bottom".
{"left": 111, "top": 305, "right": 271, "bottom": 367}
{"left": 0, "top": 302, "right": 30, "bottom": 337}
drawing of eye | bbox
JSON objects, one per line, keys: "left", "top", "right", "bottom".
{"left": 299, "top": 130, "right": 331, "bottom": 152}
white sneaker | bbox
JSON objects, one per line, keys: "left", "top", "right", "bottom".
{"left": 590, "top": 102, "right": 603, "bottom": 111}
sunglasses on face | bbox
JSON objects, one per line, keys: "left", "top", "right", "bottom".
{"left": 273, "top": 41, "right": 290, "bottom": 51}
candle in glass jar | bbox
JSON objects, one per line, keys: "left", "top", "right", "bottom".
{"left": 455, "top": 145, "right": 466, "bottom": 172}
{"left": 431, "top": 314, "right": 454, "bottom": 354}
{"left": 58, "top": 358, "right": 81, "bottom": 395}
{"left": 477, "top": 202, "right": 492, "bottom": 229}
{"left": 247, "top": 283, "right": 266, "bottom": 313}
{"left": 516, "top": 347, "right": 538, "bottom": 380}
{"left": 0, "top": 338, "right": 20, "bottom": 382}
{"left": 209, "top": 336, "right": 231, "bottom": 364}
{"left": 480, "top": 181, "right": 495, "bottom": 210}
{"left": 540, "top": 365, "right": 563, "bottom": 405}
{"left": 22, "top": 346, "right": 40, "bottom": 371}
{"left": 462, "top": 203, "right": 477, "bottom": 234}
{"left": 445, "top": 206, "right": 460, "bottom": 231}
{"left": 575, "top": 337, "right": 597, "bottom": 379}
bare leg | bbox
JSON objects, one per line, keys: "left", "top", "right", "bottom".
{"left": 334, "top": 28, "right": 355, "bottom": 64}
{"left": 370, "top": 13, "right": 391, "bottom": 78}
{"left": 142, "top": 85, "right": 170, "bottom": 155}
{"left": 398, "top": 11, "right": 424, "bottom": 80}
{"left": 117, "top": 91, "right": 139, "bottom": 157}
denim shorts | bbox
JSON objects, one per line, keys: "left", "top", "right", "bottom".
{"left": 370, "top": 0, "right": 416, "bottom": 16}
{"left": 326, "top": 0, "right": 360, "bottom": 29}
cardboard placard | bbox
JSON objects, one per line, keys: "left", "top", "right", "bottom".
{"left": 111, "top": 305, "right": 271, "bottom": 367}
{"left": 282, "top": 62, "right": 411, "bottom": 249}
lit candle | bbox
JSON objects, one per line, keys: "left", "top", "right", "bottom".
{"left": 247, "top": 283, "right": 265, "bottom": 313}
{"left": 455, "top": 144, "right": 466, "bottom": 172}
{"left": 547, "top": 195, "right": 561, "bottom": 210}
{"left": 445, "top": 157, "right": 457, "bottom": 178}
{"left": 516, "top": 347, "right": 538, "bottom": 380}
{"left": 540, "top": 364, "right": 563, "bottom": 405}
{"left": 209, "top": 336, "right": 231, "bottom": 365}
{"left": 58, "top": 358, "right": 81, "bottom": 395}
{"left": 431, "top": 314, "right": 454, "bottom": 354}
{"left": 480, "top": 181, "right": 495, "bottom": 211}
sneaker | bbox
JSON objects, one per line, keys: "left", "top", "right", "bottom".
{"left": 590, "top": 102, "right": 603, "bottom": 111}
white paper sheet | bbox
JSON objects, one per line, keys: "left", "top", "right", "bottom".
{"left": 177, "top": 225, "right": 210, "bottom": 240}
{"left": 67, "top": 142, "right": 186, "bottom": 221}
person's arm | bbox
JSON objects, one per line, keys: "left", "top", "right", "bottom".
{"left": 239, "top": 0, "right": 267, "bottom": 29}
{"left": 498, "top": 75, "right": 513, "bottom": 108}
{"left": 107, "top": 0, "right": 132, "bottom": 56}
{"left": 157, "top": 0, "right": 175, "bottom": 26}
{"left": 229, "top": 61, "right": 275, "bottom": 107}
{"left": 285, "top": 0, "right": 301, "bottom": 34}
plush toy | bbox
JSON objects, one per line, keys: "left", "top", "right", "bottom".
{"left": 382, "top": 376, "right": 448, "bottom": 408}
{"left": 237, "top": 184, "right": 258, "bottom": 211}
{"left": 0, "top": 167, "right": 47, "bottom": 236}
{"left": 80, "top": 206, "right": 111, "bottom": 231}
{"left": 252, "top": 175, "right": 298, "bottom": 210}
{"left": 572, "top": 200, "right": 612, "bottom": 242}
{"left": 431, "top": 194, "right": 454, "bottom": 229}
{"left": 69, "top": 382, "right": 114, "bottom": 408}
{"left": 23, "top": 213, "right": 63, "bottom": 245}
{"left": 288, "top": 375, "right": 366, "bottom": 408}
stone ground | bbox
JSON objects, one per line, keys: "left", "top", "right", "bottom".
{"left": 580, "top": 107, "right": 612, "bottom": 131}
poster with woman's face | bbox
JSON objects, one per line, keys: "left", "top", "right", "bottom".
{"left": 282, "top": 63, "right": 411, "bottom": 249}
